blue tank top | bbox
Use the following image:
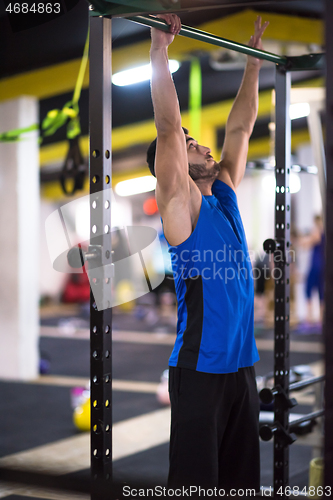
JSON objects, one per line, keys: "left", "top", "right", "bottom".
{"left": 167, "top": 180, "right": 259, "bottom": 374}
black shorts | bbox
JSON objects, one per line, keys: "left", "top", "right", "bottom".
{"left": 168, "top": 366, "right": 260, "bottom": 492}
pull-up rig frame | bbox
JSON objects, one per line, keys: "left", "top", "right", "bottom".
{"left": 85, "top": 2, "right": 329, "bottom": 498}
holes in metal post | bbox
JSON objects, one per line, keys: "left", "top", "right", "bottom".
{"left": 93, "top": 400, "right": 99, "bottom": 408}
{"left": 105, "top": 200, "right": 110, "bottom": 209}
{"left": 105, "top": 175, "right": 110, "bottom": 185}
{"left": 92, "top": 150, "right": 100, "bottom": 158}
{"left": 92, "top": 225, "right": 97, "bottom": 234}
{"left": 92, "top": 325, "right": 98, "bottom": 334}
{"left": 105, "top": 350, "right": 110, "bottom": 358}
{"left": 92, "top": 200, "right": 97, "bottom": 209}
{"left": 105, "top": 250, "right": 111, "bottom": 259}
{"left": 93, "top": 424, "right": 102, "bottom": 434}
{"left": 104, "top": 225, "right": 110, "bottom": 234}
{"left": 92, "top": 350, "right": 100, "bottom": 360}
{"left": 105, "top": 150, "right": 110, "bottom": 159}
{"left": 105, "top": 400, "right": 110, "bottom": 407}
{"left": 105, "top": 325, "right": 110, "bottom": 334}
{"left": 92, "top": 175, "right": 100, "bottom": 184}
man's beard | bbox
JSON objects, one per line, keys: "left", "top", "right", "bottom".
{"left": 189, "top": 161, "right": 220, "bottom": 181}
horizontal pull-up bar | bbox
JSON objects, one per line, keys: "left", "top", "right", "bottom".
{"left": 128, "top": 14, "right": 285, "bottom": 64}
{"left": 127, "top": 14, "right": 325, "bottom": 71}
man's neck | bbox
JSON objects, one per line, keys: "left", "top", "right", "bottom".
{"left": 195, "top": 179, "right": 214, "bottom": 196}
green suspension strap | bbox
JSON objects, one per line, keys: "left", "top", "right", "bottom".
{"left": 0, "top": 27, "right": 89, "bottom": 147}
{"left": 42, "top": 26, "right": 90, "bottom": 141}
{"left": 189, "top": 58, "right": 202, "bottom": 142}
{"left": 57, "top": 27, "right": 90, "bottom": 195}
{"left": 0, "top": 124, "right": 39, "bottom": 142}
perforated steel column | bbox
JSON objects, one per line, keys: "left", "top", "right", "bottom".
{"left": 89, "top": 15, "right": 112, "bottom": 500}
{"left": 325, "top": 0, "right": 333, "bottom": 489}
{"left": 273, "top": 67, "right": 291, "bottom": 493}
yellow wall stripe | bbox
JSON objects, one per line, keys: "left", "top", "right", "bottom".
{"left": 40, "top": 90, "right": 274, "bottom": 165}
{"left": 0, "top": 11, "right": 323, "bottom": 102}
{"left": 41, "top": 128, "right": 310, "bottom": 200}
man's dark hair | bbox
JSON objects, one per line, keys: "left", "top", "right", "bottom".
{"left": 146, "top": 127, "right": 189, "bottom": 177}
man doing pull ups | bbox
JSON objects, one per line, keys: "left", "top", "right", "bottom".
{"left": 147, "top": 13, "right": 269, "bottom": 492}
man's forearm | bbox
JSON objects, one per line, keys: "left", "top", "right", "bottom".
{"left": 226, "top": 62, "right": 260, "bottom": 136}
{"left": 150, "top": 47, "right": 182, "bottom": 134}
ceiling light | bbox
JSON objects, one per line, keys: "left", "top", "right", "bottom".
{"left": 112, "top": 60, "right": 180, "bottom": 86}
{"left": 307, "top": 165, "right": 318, "bottom": 174}
{"left": 290, "top": 172, "right": 301, "bottom": 193}
{"left": 115, "top": 176, "right": 157, "bottom": 196}
{"left": 289, "top": 102, "right": 310, "bottom": 120}
{"left": 261, "top": 174, "right": 276, "bottom": 193}
{"left": 261, "top": 172, "right": 301, "bottom": 194}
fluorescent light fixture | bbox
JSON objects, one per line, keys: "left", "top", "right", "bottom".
{"left": 261, "top": 174, "right": 276, "bottom": 193}
{"left": 112, "top": 60, "right": 180, "bottom": 86}
{"left": 290, "top": 172, "right": 301, "bottom": 193}
{"left": 115, "top": 176, "right": 157, "bottom": 196}
{"left": 261, "top": 172, "right": 301, "bottom": 194}
{"left": 290, "top": 102, "right": 310, "bottom": 120}
{"left": 75, "top": 199, "right": 90, "bottom": 241}
{"left": 307, "top": 165, "right": 318, "bottom": 174}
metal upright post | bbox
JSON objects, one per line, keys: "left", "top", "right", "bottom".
{"left": 89, "top": 14, "right": 113, "bottom": 500}
{"left": 273, "top": 66, "right": 292, "bottom": 494}
{"left": 325, "top": 0, "right": 333, "bottom": 490}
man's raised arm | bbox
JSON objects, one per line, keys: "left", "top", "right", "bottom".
{"left": 218, "top": 16, "right": 269, "bottom": 190}
{"left": 150, "top": 15, "right": 188, "bottom": 191}
{"left": 150, "top": 14, "right": 194, "bottom": 246}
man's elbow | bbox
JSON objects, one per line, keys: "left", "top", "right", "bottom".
{"left": 227, "top": 124, "right": 253, "bottom": 138}
{"left": 154, "top": 116, "right": 182, "bottom": 137}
